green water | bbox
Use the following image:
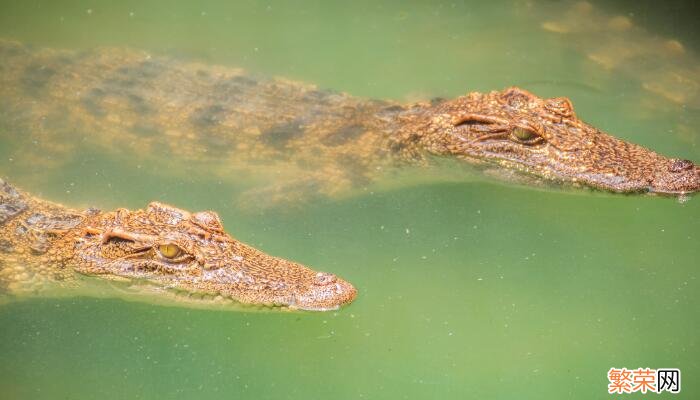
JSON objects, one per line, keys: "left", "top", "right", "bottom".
{"left": 1, "top": 1, "right": 699, "bottom": 399}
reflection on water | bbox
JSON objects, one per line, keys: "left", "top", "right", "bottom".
{"left": 539, "top": 1, "right": 699, "bottom": 107}
{"left": 0, "top": 1, "right": 698, "bottom": 399}
{"left": 534, "top": 1, "right": 700, "bottom": 149}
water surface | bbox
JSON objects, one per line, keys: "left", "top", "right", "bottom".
{"left": 0, "top": 1, "right": 698, "bottom": 399}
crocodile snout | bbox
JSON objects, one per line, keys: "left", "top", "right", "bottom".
{"left": 291, "top": 272, "right": 357, "bottom": 311}
{"left": 650, "top": 158, "right": 700, "bottom": 195}
{"left": 669, "top": 159, "right": 695, "bottom": 173}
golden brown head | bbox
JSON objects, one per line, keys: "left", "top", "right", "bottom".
{"left": 422, "top": 87, "right": 699, "bottom": 195}
{"left": 73, "top": 202, "right": 356, "bottom": 311}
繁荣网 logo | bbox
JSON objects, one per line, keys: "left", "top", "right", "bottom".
{"left": 607, "top": 367, "right": 680, "bottom": 394}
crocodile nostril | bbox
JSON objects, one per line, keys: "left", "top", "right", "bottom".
{"left": 669, "top": 159, "right": 694, "bottom": 173}
{"left": 314, "top": 272, "right": 337, "bottom": 286}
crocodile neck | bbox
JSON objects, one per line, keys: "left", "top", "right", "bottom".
{"left": 0, "top": 39, "right": 434, "bottom": 196}
{"left": 0, "top": 179, "right": 88, "bottom": 294}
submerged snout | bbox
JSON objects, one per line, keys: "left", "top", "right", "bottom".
{"left": 650, "top": 158, "right": 700, "bottom": 195}
{"left": 291, "top": 272, "right": 357, "bottom": 311}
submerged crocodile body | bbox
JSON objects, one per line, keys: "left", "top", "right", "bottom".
{"left": 0, "top": 179, "right": 356, "bottom": 311}
{"left": 0, "top": 39, "right": 699, "bottom": 203}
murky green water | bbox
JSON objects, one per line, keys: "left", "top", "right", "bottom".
{"left": 1, "top": 1, "right": 698, "bottom": 399}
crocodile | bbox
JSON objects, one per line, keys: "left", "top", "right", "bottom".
{"left": 0, "top": 39, "right": 698, "bottom": 205}
{"left": 0, "top": 179, "right": 356, "bottom": 311}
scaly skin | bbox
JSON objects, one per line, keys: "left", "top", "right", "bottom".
{"left": 0, "top": 39, "right": 698, "bottom": 202}
{"left": 0, "top": 179, "right": 357, "bottom": 311}
{"left": 398, "top": 89, "right": 700, "bottom": 194}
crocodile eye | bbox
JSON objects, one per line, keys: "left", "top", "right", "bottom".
{"left": 158, "top": 244, "right": 182, "bottom": 259}
{"left": 511, "top": 127, "right": 544, "bottom": 145}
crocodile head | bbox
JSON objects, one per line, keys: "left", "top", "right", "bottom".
{"left": 423, "top": 87, "right": 700, "bottom": 195}
{"left": 72, "top": 202, "right": 356, "bottom": 311}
